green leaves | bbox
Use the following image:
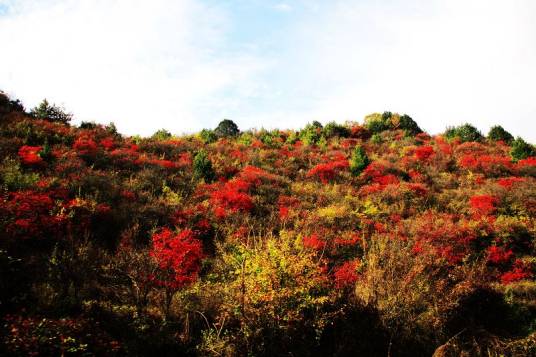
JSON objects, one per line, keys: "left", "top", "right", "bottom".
{"left": 349, "top": 145, "right": 369, "bottom": 176}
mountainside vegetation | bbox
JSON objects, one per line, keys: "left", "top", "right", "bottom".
{"left": 1, "top": 92, "right": 536, "bottom": 356}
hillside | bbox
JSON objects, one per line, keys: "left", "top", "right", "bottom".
{"left": 1, "top": 93, "right": 536, "bottom": 356}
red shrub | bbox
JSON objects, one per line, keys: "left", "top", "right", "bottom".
{"left": 303, "top": 233, "right": 326, "bottom": 250}
{"left": 306, "top": 160, "right": 349, "bottom": 184}
{"left": 334, "top": 260, "right": 359, "bottom": 288}
{"left": 100, "top": 137, "right": 115, "bottom": 150}
{"left": 73, "top": 136, "right": 98, "bottom": 156}
{"left": 18, "top": 145, "right": 43, "bottom": 165}
{"left": 500, "top": 260, "right": 532, "bottom": 284}
{"left": 469, "top": 195, "right": 498, "bottom": 216}
{"left": 414, "top": 146, "right": 434, "bottom": 161}
{"left": 150, "top": 228, "right": 203, "bottom": 288}
{"left": 517, "top": 157, "right": 536, "bottom": 168}
{"left": 209, "top": 179, "right": 254, "bottom": 218}
{"left": 497, "top": 177, "right": 525, "bottom": 189}
{"left": 487, "top": 246, "right": 513, "bottom": 264}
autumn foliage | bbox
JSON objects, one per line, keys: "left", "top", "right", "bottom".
{"left": 1, "top": 97, "right": 535, "bottom": 356}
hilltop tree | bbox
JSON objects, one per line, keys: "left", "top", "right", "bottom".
{"left": 30, "top": 99, "right": 72, "bottom": 124}
{"left": 488, "top": 125, "right": 514, "bottom": 144}
{"left": 444, "top": 123, "right": 483, "bottom": 142}
{"left": 398, "top": 114, "right": 422, "bottom": 136}
{"left": 215, "top": 119, "right": 239, "bottom": 138}
{"left": 510, "top": 137, "right": 535, "bottom": 161}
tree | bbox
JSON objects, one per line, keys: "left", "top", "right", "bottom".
{"left": 30, "top": 99, "right": 72, "bottom": 124}
{"left": 215, "top": 119, "right": 239, "bottom": 138}
{"left": 199, "top": 129, "right": 217, "bottom": 143}
{"left": 0, "top": 91, "right": 24, "bottom": 120}
{"left": 150, "top": 228, "right": 203, "bottom": 319}
{"left": 151, "top": 129, "right": 172, "bottom": 140}
{"left": 323, "top": 121, "right": 350, "bottom": 138}
{"left": 510, "top": 137, "right": 535, "bottom": 161}
{"left": 488, "top": 125, "right": 514, "bottom": 144}
{"left": 349, "top": 145, "right": 370, "bottom": 176}
{"left": 444, "top": 123, "right": 483, "bottom": 142}
{"left": 398, "top": 114, "right": 422, "bottom": 136}
{"left": 193, "top": 149, "right": 215, "bottom": 182}
{"left": 364, "top": 112, "right": 391, "bottom": 134}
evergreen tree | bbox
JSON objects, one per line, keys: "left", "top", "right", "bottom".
{"left": 350, "top": 145, "right": 370, "bottom": 176}
{"left": 193, "top": 149, "right": 215, "bottom": 182}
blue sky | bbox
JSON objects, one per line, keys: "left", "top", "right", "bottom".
{"left": 1, "top": 0, "right": 536, "bottom": 141}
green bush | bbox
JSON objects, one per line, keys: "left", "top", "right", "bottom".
{"left": 193, "top": 149, "right": 215, "bottom": 182}
{"left": 510, "top": 137, "right": 536, "bottom": 161}
{"left": 398, "top": 114, "right": 422, "bottom": 136}
{"left": 300, "top": 121, "right": 323, "bottom": 145}
{"left": 199, "top": 129, "right": 217, "bottom": 143}
{"left": 444, "top": 123, "right": 483, "bottom": 142}
{"left": 350, "top": 145, "right": 370, "bottom": 176}
{"left": 488, "top": 125, "right": 514, "bottom": 144}
{"left": 151, "top": 129, "right": 172, "bottom": 141}
{"left": 323, "top": 121, "right": 350, "bottom": 138}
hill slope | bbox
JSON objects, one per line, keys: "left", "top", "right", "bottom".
{"left": 1, "top": 93, "right": 536, "bottom": 356}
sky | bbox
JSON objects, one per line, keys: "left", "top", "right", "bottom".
{"left": 1, "top": 0, "right": 535, "bottom": 141}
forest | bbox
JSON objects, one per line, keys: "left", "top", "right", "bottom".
{"left": 1, "top": 92, "right": 535, "bottom": 356}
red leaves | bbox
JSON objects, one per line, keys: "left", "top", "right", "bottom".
{"left": 497, "top": 177, "right": 525, "bottom": 189}
{"left": 487, "top": 246, "right": 513, "bottom": 265}
{"left": 18, "top": 146, "right": 43, "bottom": 165}
{"left": 517, "top": 157, "right": 536, "bottom": 168}
{"left": 334, "top": 260, "right": 360, "bottom": 289}
{"left": 500, "top": 259, "right": 532, "bottom": 284}
{"left": 469, "top": 195, "right": 498, "bottom": 216}
{"left": 2, "top": 190, "right": 66, "bottom": 240}
{"left": 459, "top": 154, "right": 512, "bottom": 174}
{"left": 73, "top": 136, "right": 98, "bottom": 156}
{"left": 302, "top": 233, "right": 326, "bottom": 250}
{"left": 150, "top": 228, "right": 203, "bottom": 289}
{"left": 306, "top": 160, "right": 349, "bottom": 184}
{"left": 414, "top": 146, "right": 434, "bottom": 161}
{"left": 209, "top": 179, "right": 253, "bottom": 218}
{"left": 100, "top": 137, "right": 115, "bottom": 150}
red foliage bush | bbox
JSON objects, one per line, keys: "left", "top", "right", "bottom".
{"left": 414, "top": 146, "right": 434, "bottom": 161}
{"left": 2, "top": 190, "right": 68, "bottom": 240}
{"left": 497, "top": 177, "right": 525, "bottom": 189}
{"left": 303, "top": 233, "right": 326, "bottom": 250}
{"left": 469, "top": 195, "right": 498, "bottom": 216}
{"left": 209, "top": 179, "right": 254, "bottom": 218}
{"left": 487, "top": 246, "right": 513, "bottom": 265}
{"left": 73, "top": 136, "right": 98, "bottom": 156}
{"left": 150, "top": 228, "right": 203, "bottom": 289}
{"left": 306, "top": 160, "right": 349, "bottom": 184}
{"left": 334, "top": 259, "right": 360, "bottom": 289}
{"left": 18, "top": 145, "right": 43, "bottom": 165}
{"left": 459, "top": 154, "right": 512, "bottom": 175}
{"left": 100, "top": 137, "right": 115, "bottom": 150}
{"left": 500, "top": 259, "right": 532, "bottom": 284}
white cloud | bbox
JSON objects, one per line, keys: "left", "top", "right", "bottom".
{"left": 1, "top": 0, "right": 535, "bottom": 142}
{"left": 0, "top": 0, "right": 268, "bottom": 135}
{"left": 246, "top": 0, "right": 536, "bottom": 141}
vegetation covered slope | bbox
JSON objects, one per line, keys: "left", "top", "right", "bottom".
{"left": 1, "top": 92, "right": 536, "bottom": 356}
